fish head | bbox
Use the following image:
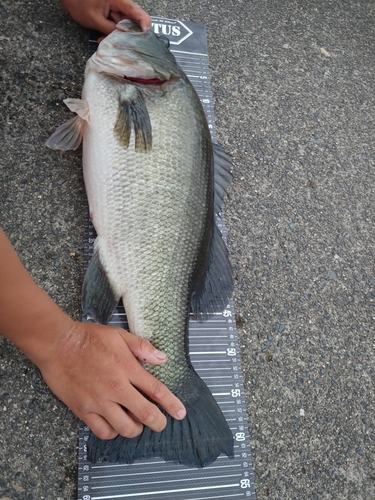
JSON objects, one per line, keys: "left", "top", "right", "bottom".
{"left": 86, "top": 20, "right": 181, "bottom": 83}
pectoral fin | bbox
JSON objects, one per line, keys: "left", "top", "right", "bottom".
{"left": 64, "top": 98, "right": 90, "bottom": 122}
{"left": 46, "top": 99, "right": 89, "bottom": 151}
{"left": 114, "top": 86, "right": 152, "bottom": 153}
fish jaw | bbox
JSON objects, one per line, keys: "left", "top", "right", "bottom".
{"left": 86, "top": 20, "right": 182, "bottom": 82}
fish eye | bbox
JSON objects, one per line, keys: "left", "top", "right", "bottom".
{"left": 157, "top": 34, "right": 170, "bottom": 48}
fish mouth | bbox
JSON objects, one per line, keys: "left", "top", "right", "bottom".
{"left": 124, "top": 75, "right": 164, "bottom": 85}
{"left": 116, "top": 19, "right": 144, "bottom": 33}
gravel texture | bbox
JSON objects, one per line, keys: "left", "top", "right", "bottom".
{"left": 1, "top": 0, "right": 375, "bottom": 499}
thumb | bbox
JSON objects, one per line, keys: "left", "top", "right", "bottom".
{"left": 118, "top": 329, "right": 168, "bottom": 365}
{"left": 111, "top": 0, "right": 152, "bottom": 31}
{"left": 91, "top": 12, "right": 117, "bottom": 35}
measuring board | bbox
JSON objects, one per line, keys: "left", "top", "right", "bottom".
{"left": 78, "top": 18, "right": 256, "bottom": 500}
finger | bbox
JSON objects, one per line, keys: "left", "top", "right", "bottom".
{"left": 60, "top": 0, "right": 114, "bottom": 33}
{"left": 90, "top": 11, "right": 117, "bottom": 35}
{"left": 111, "top": 0, "right": 152, "bottom": 31}
{"left": 128, "top": 366, "right": 186, "bottom": 421}
{"left": 118, "top": 329, "right": 168, "bottom": 365}
{"left": 101, "top": 402, "right": 145, "bottom": 438}
{"left": 82, "top": 413, "right": 118, "bottom": 440}
{"left": 138, "top": 14, "right": 152, "bottom": 32}
{"left": 108, "top": 10, "right": 126, "bottom": 24}
{"left": 117, "top": 384, "right": 168, "bottom": 432}
{"left": 145, "top": 378, "right": 187, "bottom": 421}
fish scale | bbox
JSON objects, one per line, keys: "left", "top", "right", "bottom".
{"left": 83, "top": 73, "right": 211, "bottom": 369}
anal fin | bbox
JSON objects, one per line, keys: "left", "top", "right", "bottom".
{"left": 82, "top": 245, "right": 120, "bottom": 324}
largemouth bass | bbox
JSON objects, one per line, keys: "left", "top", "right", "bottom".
{"left": 47, "top": 20, "right": 233, "bottom": 468}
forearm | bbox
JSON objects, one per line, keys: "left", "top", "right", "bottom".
{"left": 0, "top": 229, "right": 73, "bottom": 366}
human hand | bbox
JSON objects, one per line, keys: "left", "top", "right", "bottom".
{"left": 0, "top": 229, "right": 183, "bottom": 440}
{"left": 38, "top": 321, "right": 186, "bottom": 440}
{"left": 60, "top": 0, "right": 152, "bottom": 34}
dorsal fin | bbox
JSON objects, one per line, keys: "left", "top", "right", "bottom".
{"left": 213, "top": 143, "right": 232, "bottom": 213}
{"left": 190, "top": 223, "right": 233, "bottom": 321}
{"left": 190, "top": 143, "right": 233, "bottom": 319}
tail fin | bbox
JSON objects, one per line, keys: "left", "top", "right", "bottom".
{"left": 87, "top": 367, "right": 234, "bottom": 467}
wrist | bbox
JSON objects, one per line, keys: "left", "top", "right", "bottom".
{"left": 0, "top": 228, "right": 76, "bottom": 368}
{"left": 3, "top": 295, "right": 75, "bottom": 369}
{"left": 0, "top": 277, "right": 75, "bottom": 368}
{"left": 18, "top": 302, "right": 76, "bottom": 369}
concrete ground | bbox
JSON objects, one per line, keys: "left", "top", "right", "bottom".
{"left": 1, "top": 0, "right": 375, "bottom": 498}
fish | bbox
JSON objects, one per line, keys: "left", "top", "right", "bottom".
{"left": 46, "top": 20, "right": 234, "bottom": 468}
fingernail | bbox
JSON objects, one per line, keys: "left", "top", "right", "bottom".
{"left": 177, "top": 408, "right": 186, "bottom": 419}
{"left": 154, "top": 349, "right": 167, "bottom": 360}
